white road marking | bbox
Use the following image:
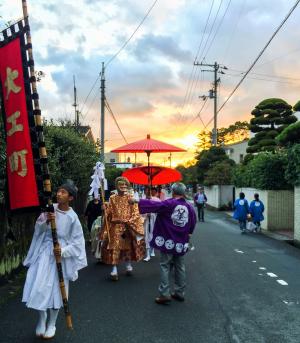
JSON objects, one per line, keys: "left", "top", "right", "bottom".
{"left": 234, "top": 249, "right": 244, "bottom": 254}
{"left": 252, "top": 260, "right": 256, "bottom": 263}
{"left": 267, "top": 272, "right": 278, "bottom": 278}
{"left": 277, "top": 280, "right": 288, "bottom": 286}
{"left": 258, "top": 273, "right": 263, "bottom": 276}
{"left": 259, "top": 267, "right": 266, "bottom": 270}
{"left": 283, "top": 300, "right": 294, "bottom": 305}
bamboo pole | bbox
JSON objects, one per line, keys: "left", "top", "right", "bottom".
{"left": 21, "top": 0, "right": 73, "bottom": 330}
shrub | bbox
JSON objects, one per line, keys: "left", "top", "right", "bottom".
{"left": 232, "top": 152, "right": 291, "bottom": 190}
{"left": 285, "top": 144, "right": 300, "bottom": 186}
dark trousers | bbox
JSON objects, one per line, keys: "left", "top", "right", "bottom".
{"left": 196, "top": 203, "right": 205, "bottom": 221}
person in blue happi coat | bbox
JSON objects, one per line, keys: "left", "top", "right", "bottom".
{"left": 250, "top": 193, "right": 264, "bottom": 232}
{"left": 233, "top": 192, "right": 249, "bottom": 233}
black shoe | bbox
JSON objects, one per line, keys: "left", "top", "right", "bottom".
{"left": 155, "top": 296, "right": 171, "bottom": 305}
{"left": 171, "top": 293, "right": 185, "bottom": 302}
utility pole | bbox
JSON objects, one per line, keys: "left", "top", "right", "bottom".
{"left": 194, "top": 61, "right": 227, "bottom": 146}
{"left": 72, "top": 75, "right": 79, "bottom": 129}
{"left": 100, "top": 62, "right": 105, "bottom": 162}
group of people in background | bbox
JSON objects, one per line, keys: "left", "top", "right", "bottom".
{"left": 233, "top": 192, "right": 265, "bottom": 233}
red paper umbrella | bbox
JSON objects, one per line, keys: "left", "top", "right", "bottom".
{"left": 111, "top": 134, "right": 186, "bottom": 153}
{"left": 122, "top": 166, "right": 182, "bottom": 186}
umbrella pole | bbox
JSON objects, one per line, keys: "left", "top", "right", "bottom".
{"left": 146, "top": 151, "right": 152, "bottom": 197}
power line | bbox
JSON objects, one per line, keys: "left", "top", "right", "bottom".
{"left": 204, "top": 0, "right": 300, "bottom": 129}
{"left": 81, "top": 86, "right": 98, "bottom": 121}
{"left": 224, "top": 72, "right": 300, "bottom": 84}
{"left": 105, "top": 98, "right": 128, "bottom": 144}
{"left": 79, "top": 75, "right": 100, "bottom": 115}
{"left": 178, "top": 0, "right": 215, "bottom": 123}
{"left": 226, "top": 68, "right": 300, "bottom": 81}
{"left": 105, "top": 0, "right": 159, "bottom": 68}
{"left": 183, "top": 0, "right": 225, "bottom": 123}
{"left": 202, "top": 0, "right": 232, "bottom": 59}
{"left": 197, "top": 0, "right": 224, "bottom": 62}
{"left": 181, "top": 98, "right": 208, "bottom": 133}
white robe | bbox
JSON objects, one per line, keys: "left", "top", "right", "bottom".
{"left": 142, "top": 196, "right": 161, "bottom": 249}
{"left": 22, "top": 204, "right": 87, "bottom": 310}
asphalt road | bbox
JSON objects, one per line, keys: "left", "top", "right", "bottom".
{"left": 1, "top": 210, "right": 300, "bottom": 343}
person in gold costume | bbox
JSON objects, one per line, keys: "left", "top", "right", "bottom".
{"left": 100, "top": 177, "right": 145, "bottom": 281}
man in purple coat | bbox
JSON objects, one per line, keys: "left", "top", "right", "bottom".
{"left": 133, "top": 182, "right": 196, "bottom": 304}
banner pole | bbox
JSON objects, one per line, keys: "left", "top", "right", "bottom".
{"left": 21, "top": 0, "right": 73, "bottom": 330}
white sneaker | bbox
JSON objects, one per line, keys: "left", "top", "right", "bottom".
{"left": 143, "top": 256, "right": 150, "bottom": 262}
{"left": 43, "top": 325, "right": 56, "bottom": 339}
{"left": 150, "top": 250, "right": 155, "bottom": 257}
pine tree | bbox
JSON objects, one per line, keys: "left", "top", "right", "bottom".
{"left": 247, "top": 98, "right": 297, "bottom": 153}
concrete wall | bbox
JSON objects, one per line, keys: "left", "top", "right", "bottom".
{"left": 204, "top": 185, "right": 234, "bottom": 209}
{"left": 236, "top": 187, "right": 294, "bottom": 231}
{"left": 294, "top": 186, "right": 300, "bottom": 242}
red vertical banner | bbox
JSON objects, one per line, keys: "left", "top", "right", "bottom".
{"left": 0, "top": 37, "right": 39, "bottom": 210}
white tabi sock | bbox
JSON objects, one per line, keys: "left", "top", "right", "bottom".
{"left": 35, "top": 310, "right": 47, "bottom": 337}
{"left": 126, "top": 261, "right": 133, "bottom": 271}
{"left": 144, "top": 249, "right": 150, "bottom": 261}
{"left": 111, "top": 265, "right": 118, "bottom": 275}
{"left": 44, "top": 309, "right": 59, "bottom": 339}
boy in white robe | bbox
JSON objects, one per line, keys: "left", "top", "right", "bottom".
{"left": 143, "top": 187, "right": 161, "bottom": 261}
{"left": 22, "top": 180, "right": 87, "bottom": 339}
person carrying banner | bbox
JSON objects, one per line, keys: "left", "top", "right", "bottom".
{"left": 100, "top": 176, "right": 145, "bottom": 281}
{"left": 22, "top": 180, "right": 87, "bottom": 339}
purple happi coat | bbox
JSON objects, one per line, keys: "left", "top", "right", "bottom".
{"left": 139, "top": 197, "right": 196, "bottom": 256}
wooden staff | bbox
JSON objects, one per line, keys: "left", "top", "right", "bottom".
{"left": 100, "top": 179, "right": 110, "bottom": 244}
{"left": 21, "top": 0, "right": 73, "bottom": 329}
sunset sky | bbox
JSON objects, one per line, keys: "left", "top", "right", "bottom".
{"left": 1, "top": 0, "right": 300, "bottom": 166}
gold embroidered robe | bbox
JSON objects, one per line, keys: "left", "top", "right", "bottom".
{"left": 100, "top": 193, "right": 145, "bottom": 265}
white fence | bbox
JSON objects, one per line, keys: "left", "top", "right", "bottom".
{"left": 294, "top": 186, "right": 300, "bottom": 242}
{"left": 204, "top": 185, "right": 234, "bottom": 209}
{"left": 236, "top": 187, "right": 294, "bottom": 231}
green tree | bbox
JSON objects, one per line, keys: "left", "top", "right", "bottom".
{"left": 176, "top": 164, "right": 198, "bottom": 187}
{"left": 105, "top": 166, "right": 124, "bottom": 191}
{"left": 285, "top": 144, "right": 300, "bottom": 186}
{"left": 204, "top": 160, "right": 234, "bottom": 186}
{"left": 44, "top": 122, "right": 99, "bottom": 213}
{"left": 217, "top": 121, "right": 250, "bottom": 146}
{"left": 195, "top": 146, "right": 232, "bottom": 183}
{"left": 196, "top": 130, "right": 212, "bottom": 151}
{"left": 276, "top": 121, "right": 300, "bottom": 146}
{"left": 247, "top": 98, "right": 297, "bottom": 153}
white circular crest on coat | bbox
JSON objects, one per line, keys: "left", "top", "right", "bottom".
{"left": 255, "top": 201, "right": 260, "bottom": 207}
{"left": 171, "top": 205, "right": 189, "bottom": 227}
{"left": 165, "top": 239, "right": 175, "bottom": 250}
{"left": 175, "top": 243, "right": 183, "bottom": 253}
{"left": 155, "top": 236, "right": 165, "bottom": 247}
{"left": 239, "top": 200, "right": 245, "bottom": 206}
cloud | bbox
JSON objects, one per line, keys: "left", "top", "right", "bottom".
{"left": 133, "top": 33, "right": 192, "bottom": 63}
